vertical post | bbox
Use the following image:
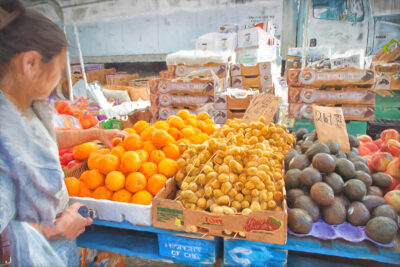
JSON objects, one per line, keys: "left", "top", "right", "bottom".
{"left": 301, "top": 0, "right": 311, "bottom": 69}
{"left": 73, "top": 23, "right": 88, "bottom": 89}
{"left": 64, "top": 24, "right": 74, "bottom": 101}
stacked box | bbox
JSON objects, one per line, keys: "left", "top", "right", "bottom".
{"left": 230, "top": 62, "right": 273, "bottom": 92}
{"left": 71, "top": 68, "right": 116, "bottom": 85}
{"left": 213, "top": 90, "right": 256, "bottom": 124}
{"left": 106, "top": 73, "right": 139, "bottom": 86}
{"left": 287, "top": 68, "right": 376, "bottom": 121}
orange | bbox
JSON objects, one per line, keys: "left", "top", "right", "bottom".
{"left": 72, "top": 142, "right": 98, "bottom": 160}
{"left": 180, "top": 127, "right": 195, "bottom": 139}
{"left": 197, "top": 112, "right": 210, "bottom": 121}
{"left": 167, "top": 127, "right": 180, "bottom": 141}
{"left": 98, "top": 154, "right": 120, "bottom": 175}
{"left": 125, "top": 172, "right": 147, "bottom": 193}
{"left": 152, "top": 129, "right": 174, "bottom": 149}
{"left": 188, "top": 135, "right": 202, "bottom": 144}
{"left": 131, "top": 190, "right": 153, "bottom": 205}
{"left": 147, "top": 174, "right": 167, "bottom": 196}
{"left": 93, "top": 186, "right": 112, "bottom": 200}
{"left": 154, "top": 121, "right": 169, "bottom": 131}
{"left": 196, "top": 120, "right": 206, "bottom": 131}
{"left": 177, "top": 110, "right": 191, "bottom": 120}
{"left": 143, "top": 141, "right": 156, "bottom": 154}
{"left": 88, "top": 152, "right": 103, "bottom": 170}
{"left": 105, "top": 171, "right": 125, "bottom": 191}
{"left": 112, "top": 189, "right": 132, "bottom": 203}
{"left": 133, "top": 120, "right": 150, "bottom": 135}
{"left": 162, "top": 143, "right": 180, "bottom": 160}
{"left": 111, "top": 146, "right": 125, "bottom": 159}
{"left": 64, "top": 177, "right": 80, "bottom": 196}
{"left": 140, "top": 162, "right": 158, "bottom": 178}
{"left": 167, "top": 115, "right": 185, "bottom": 130}
{"left": 203, "top": 124, "right": 215, "bottom": 135}
{"left": 98, "top": 148, "right": 111, "bottom": 155}
{"left": 80, "top": 170, "right": 90, "bottom": 183}
{"left": 197, "top": 133, "right": 209, "bottom": 143}
{"left": 185, "top": 118, "right": 198, "bottom": 128}
{"left": 177, "top": 138, "right": 190, "bottom": 153}
{"left": 123, "top": 128, "right": 137, "bottom": 135}
{"left": 123, "top": 134, "right": 142, "bottom": 151}
{"left": 78, "top": 182, "right": 93, "bottom": 198}
{"left": 111, "top": 137, "right": 123, "bottom": 147}
{"left": 136, "top": 149, "right": 149, "bottom": 162}
{"left": 204, "top": 119, "right": 215, "bottom": 125}
{"left": 158, "top": 158, "right": 178, "bottom": 178}
{"left": 84, "top": 169, "right": 105, "bottom": 190}
{"left": 121, "top": 151, "right": 142, "bottom": 173}
{"left": 140, "top": 126, "right": 157, "bottom": 142}
{"left": 149, "top": 150, "right": 166, "bottom": 164}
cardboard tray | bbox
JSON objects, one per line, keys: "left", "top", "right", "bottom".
{"left": 226, "top": 95, "right": 252, "bottom": 110}
{"left": 175, "top": 63, "right": 228, "bottom": 78}
{"left": 230, "top": 62, "right": 272, "bottom": 77}
{"left": 374, "top": 63, "right": 400, "bottom": 90}
{"left": 152, "top": 178, "right": 288, "bottom": 245}
{"left": 102, "top": 85, "right": 150, "bottom": 101}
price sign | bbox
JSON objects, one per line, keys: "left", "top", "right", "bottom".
{"left": 243, "top": 93, "right": 281, "bottom": 124}
{"left": 312, "top": 105, "right": 350, "bottom": 153}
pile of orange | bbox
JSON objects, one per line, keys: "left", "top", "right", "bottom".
{"left": 65, "top": 110, "right": 215, "bottom": 206}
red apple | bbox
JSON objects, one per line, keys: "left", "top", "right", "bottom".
{"left": 373, "top": 139, "right": 384, "bottom": 149}
{"left": 371, "top": 152, "right": 393, "bottom": 172}
{"left": 66, "top": 159, "right": 81, "bottom": 169}
{"left": 381, "top": 129, "right": 400, "bottom": 142}
{"left": 387, "top": 157, "right": 400, "bottom": 179}
{"left": 359, "top": 145, "right": 372, "bottom": 156}
{"left": 386, "top": 139, "right": 400, "bottom": 157}
{"left": 357, "top": 135, "right": 373, "bottom": 144}
{"left": 364, "top": 143, "right": 379, "bottom": 153}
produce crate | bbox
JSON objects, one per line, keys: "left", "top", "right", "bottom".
{"left": 293, "top": 119, "right": 367, "bottom": 136}
{"left": 222, "top": 238, "right": 287, "bottom": 267}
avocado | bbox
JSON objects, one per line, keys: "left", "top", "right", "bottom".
{"left": 312, "top": 153, "right": 336, "bottom": 173}
{"left": 284, "top": 169, "right": 302, "bottom": 190}
{"left": 354, "top": 161, "right": 371, "bottom": 174}
{"left": 335, "top": 158, "right": 356, "bottom": 180}
{"left": 362, "top": 195, "right": 387, "bottom": 211}
{"left": 368, "top": 186, "right": 383, "bottom": 197}
{"left": 289, "top": 154, "right": 310, "bottom": 170}
{"left": 295, "top": 145, "right": 302, "bottom": 153}
{"left": 288, "top": 208, "right": 313, "bottom": 234}
{"left": 350, "top": 147, "right": 360, "bottom": 156}
{"left": 372, "top": 205, "right": 397, "bottom": 221}
{"left": 284, "top": 149, "right": 299, "bottom": 170}
{"left": 305, "top": 143, "right": 330, "bottom": 159}
{"left": 324, "top": 172, "right": 344, "bottom": 194}
{"left": 354, "top": 171, "right": 372, "bottom": 187}
{"left": 337, "top": 195, "right": 351, "bottom": 209}
{"left": 287, "top": 188, "right": 306, "bottom": 208}
{"left": 295, "top": 128, "right": 308, "bottom": 141}
{"left": 294, "top": 195, "right": 320, "bottom": 222}
{"left": 324, "top": 140, "right": 340, "bottom": 155}
{"left": 300, "top": 167, "right": 322, "bottom": 187}
{"left": 366, "top": 216, "right": 398, "bottom": 244}
{"left": 349, "top": 135, "right": 360, "bottom": 148}
{"left": 301, "top": 140, "right": 314, "bottom": 153}
{"left": 344, "top": 179, "right": 367, "bottom": 201}
{"left": 347, "top": 201, "right": 370, "bottom": 226}
{"left": 310, "top": 182, "right": 335, "bottom": 206}
{"left": 348, "top": 155, "right": 367, "bottom": 165}
{"left": 322, "top": 198, "right": 346, "bottom": 225}
{"left": 372, "top": 172, "right": 393, "bottom": 190}
{"left": 336, "top": 151, "right": 347, "bottom": 159}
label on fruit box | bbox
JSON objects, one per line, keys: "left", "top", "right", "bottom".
{"left": 243, "top": 93, "right": 281, "bottom": 123}
{"left": 312, "top": 105, "right": 350, "bottom": 153}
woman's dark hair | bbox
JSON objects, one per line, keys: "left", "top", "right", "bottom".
{"left": 0, "top": 0, "right": 67, "bottom": 65}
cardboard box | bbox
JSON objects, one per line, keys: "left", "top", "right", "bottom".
{"left": 288, "top": 103, "right": 375, "bottom": 121}
{"left": 286, "top": 69, "right": 375, "bottom": 87}
{"left": 288, "top": 87, "right": 375, "bottom": 105}
{"left": 227, "top": 109, "right": 246, "bottom": 119}
{"left": 374, "top": 63, "right": 400, "bottom": 90}
{"left": 227, "top": 95, "right": 252, "bottom": 110}
{"left": 196, "top": 32, "right": 237, "bottom": 52}
{"left": 175, "top": 64, "right": 228, "bottom": 78}
{"left": 213, "top": 109, "right": 228, "bottom": 124}
{"left": 102, "top": 85, "right": 150, "bottom": 101}
{"left": 237, "top": 27, "right": 268, "bottom": 49}
{"left": 231, "top": 62, "right": 271, "bottom": 76}
{"left": 158, "top": 94, "right": 214, "bottom": 107}
{"left": 214, "top": 94, "right": 228, "bottom": 110}
{"left": 231, "top": 74, "right": 272, "bottom": 89}
{"left": 152, "top": 178, "right": 287, "bottom": 245}
{"left": 71, "top": 69, "right": 107, "bottom": 85}
{"left": 71, "top": 63, "right": 104, "bottom": 74}
{"left": 157, "top": 78, "right": 221, "bottom": 96}
{"left": 106, "top": 73, "right": 139, "bottom": 86}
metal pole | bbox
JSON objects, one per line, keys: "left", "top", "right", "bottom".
{"left": 73, "top": 23, "right": 88, "bottom": 89}
{"left": 301, "top": 0, "right": 311, "bottom": 69}
{"left": 64, "top": 25, "right": 74, "bottom": 101}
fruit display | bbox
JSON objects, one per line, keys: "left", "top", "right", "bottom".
{"left": 286, "top": 128, "right": 398, "bottom": 244}
{"left": 174, "top": 117, "right": 296, "bottom": 215}
{"left": 64, "top": 110, "right": 216, "bottom": 205}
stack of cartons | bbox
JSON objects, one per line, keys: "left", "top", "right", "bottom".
{"left": 106, "top": 73, "right": 139, "bottom": 86}
{"left": 230, "top": 62, "right": 273, "bottom": 92}
{"left": 286, "top": 68, "right": 376, "bottom": 121}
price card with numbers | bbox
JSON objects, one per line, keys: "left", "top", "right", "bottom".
{"left": 312, "top": 105, "right": 350, "bottom": 153}
{"left": 243, "top": 93, "right": 281, "bottom": 124}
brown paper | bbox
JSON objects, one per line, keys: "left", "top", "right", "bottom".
{"left": 312, "top": 105, "right": 350, "bottom": 153}
{"left": 243, "top": 93, "right": 281, "bottom": 123}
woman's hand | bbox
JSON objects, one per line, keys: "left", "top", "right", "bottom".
{"left": 96, "top": 128, "right": 128, "bottom": 148}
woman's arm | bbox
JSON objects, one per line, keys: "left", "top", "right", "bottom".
{"left": 56, "top": 128, "right": 128, "bottom": 149}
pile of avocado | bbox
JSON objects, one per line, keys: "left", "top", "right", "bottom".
{"left": 285, "top": 128, "right": 398, "bottom": 244}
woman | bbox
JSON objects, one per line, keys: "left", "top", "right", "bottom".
{"left": 0, "top": 1, "right": 126, "bottom": 266}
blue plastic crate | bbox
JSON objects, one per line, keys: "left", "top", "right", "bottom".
{"left": 158, "top": 233, "right": 220, "bottom": 266}
{"left": 223, "top": 238, "right": 287, "bottom": 267}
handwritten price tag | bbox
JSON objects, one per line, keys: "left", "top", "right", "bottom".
{"left": 243, "top": 93, "right": 281, "bottom": 124}
{"left": 312, "top": 105, "right": 350, "bottom": 153}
